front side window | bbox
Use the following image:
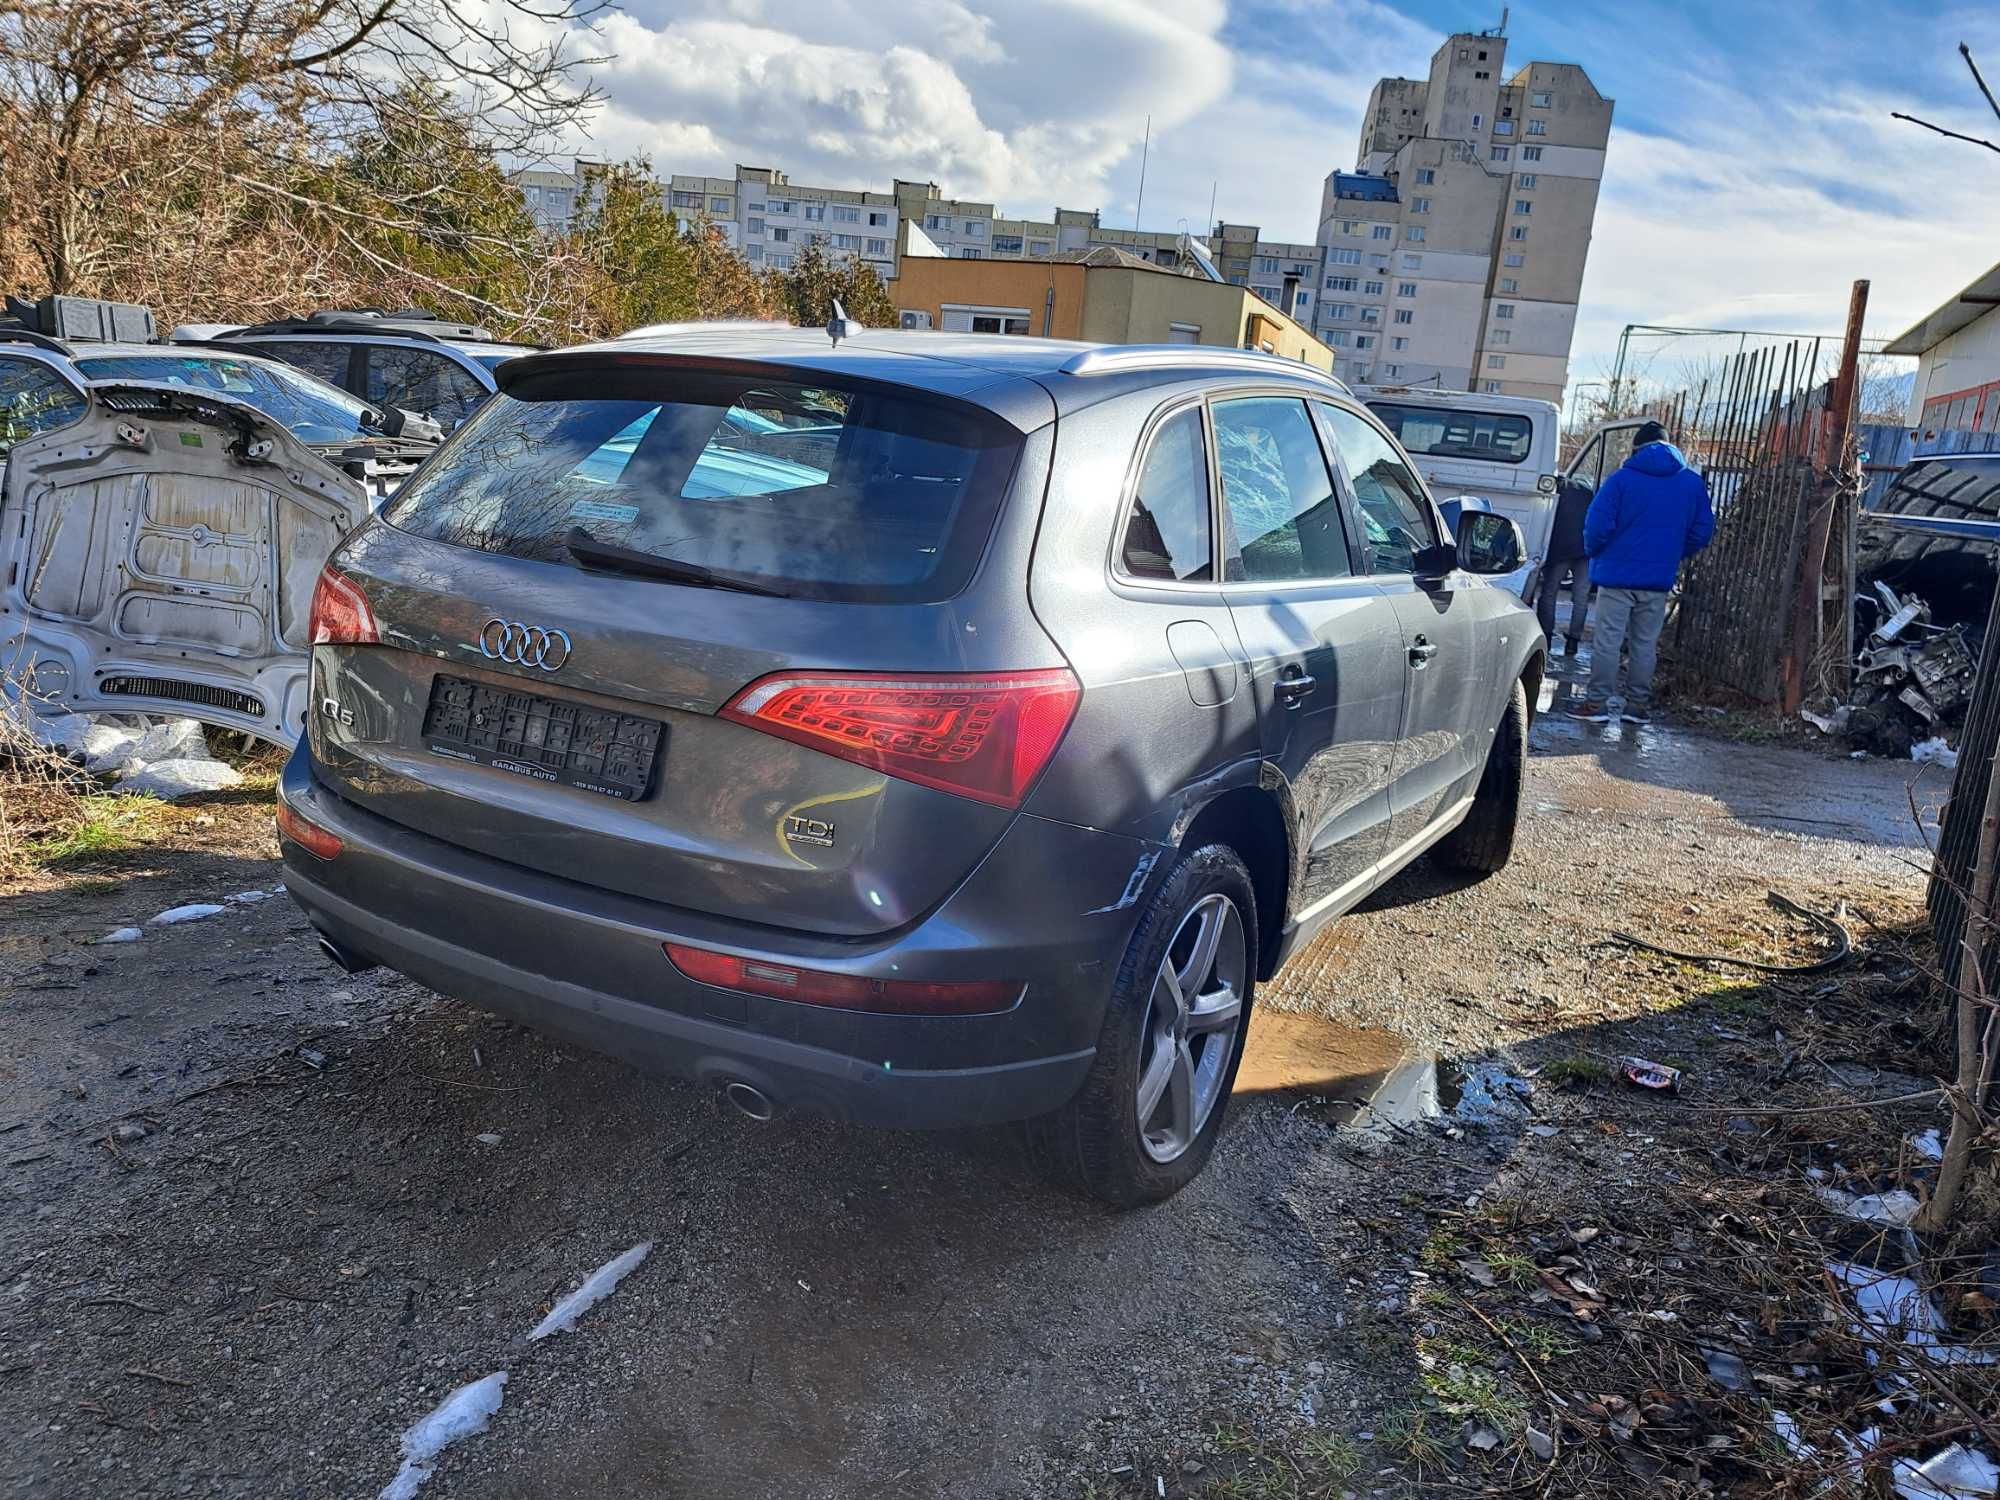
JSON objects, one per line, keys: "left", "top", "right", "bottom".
{"left": 1120, "top": 407, "right": 1212, "bottom": 582}
{"left": 1321, "top": 404, "right": 1437, "bottom": 574}
{"left": 385, "top": 371, "right": 1022, "bottom": 603}
{"left": 364, "top": 347, "right": 486, "bottom": 428}
{"left": 0, "top": 355, "right": 86, "bottom": 453}
{"left": 1211, "top": 396, "right": 1350, "bottom": 583}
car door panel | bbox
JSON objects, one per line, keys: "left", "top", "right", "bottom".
{"left": 1210, "top": 393, "right": 1406, "bottom": 924}
{"left": 1318, "top": 402, "right": 1485, "bottom": 848}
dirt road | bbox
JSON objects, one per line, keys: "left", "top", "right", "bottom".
{"left": 0, "top": 706, "right": 1937, "bottom": 1499}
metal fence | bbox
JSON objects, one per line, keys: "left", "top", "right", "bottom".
{"left": 1624, "top": 337, "right": 1849, "bottom": 704}
{"left": 1927, "top": 573, "right": 2000, "bottom": 995}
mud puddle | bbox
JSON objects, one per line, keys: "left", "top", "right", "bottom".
{"left": 1235, "top": 1007, "right": 1438, "bottom": 1127}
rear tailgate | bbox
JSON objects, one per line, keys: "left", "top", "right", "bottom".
{"left": 311, "top": 353, "right": 1063, "bottom": 939}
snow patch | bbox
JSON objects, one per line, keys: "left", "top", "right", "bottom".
{"left": 378, "top": 1370, "right": 507, "bottom": 1500}
{"left": 149, "top": 903, "right": 226, "bottom": 926}
{"left": 95, "top": 927, "right": 143, "bottom": 944}
{"left": 528, "top": 1241, "right": 654, "bottom": 1340}
{"left": 227, "top": 889, "right": 270, "bottom": 904}
{"left": 1892, "top": 1443, "right": 1999, "bottom": 1499}
{"left": 1828, "top": 1261, "right": 1999, "bottom": 1367}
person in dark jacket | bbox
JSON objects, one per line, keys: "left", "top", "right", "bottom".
{"left": 1567, "top": 421, "right": 1715, "bottom": 725}
{"left": 1536, "top": 476, "right": 1593, "bottom": 657}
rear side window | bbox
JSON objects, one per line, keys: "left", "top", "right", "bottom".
{"left": 247, "top": 340, "right": 355, "bottom": 392}
{"left": 0, "top": 356, "right": 85, "bottom": 453}
{"left": 366, "top": 347, "right": 486, "bottom": 428}
{"left": 1322, "top": 405, "right": 1438, "bottom": 573}
{"left": 1120, "top": 407, "right": 1212, "bottom": 582}
{"left": 384, "top": 369, "right": 1024, "bottom": 603}
{"left": 1212, "top": 396, "right": 1350, "bottom": 583}
{"left": 1367, "top": 401, "right": 1534, "bottom": 463}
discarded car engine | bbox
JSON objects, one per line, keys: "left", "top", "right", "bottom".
{"left": 1811, "top": 583, "right": 1979, "bottom": 758}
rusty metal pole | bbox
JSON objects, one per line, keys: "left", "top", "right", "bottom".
{"left": 1781, "top": 279, "right": 1869, "bottom": 712}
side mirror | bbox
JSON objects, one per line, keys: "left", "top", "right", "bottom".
{"left": 1456, "top": 511, "right": 1525, "bottom": 575}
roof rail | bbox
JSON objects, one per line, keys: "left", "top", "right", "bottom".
{"left": 615, "top": 319, "right": 795, "bottom": 340}
{"left": 218, "top": 308, "right": 494, "bottom": 343}
{"left": 1058, "top": 344, "right": 1353, "bottom": 394}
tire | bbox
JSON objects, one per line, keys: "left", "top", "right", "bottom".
{"left": 1024, "top": 844, "right": 1258, "bottom": 1208}
{"left": 1433, "top": 677, "right": 1527, "bottom": 876}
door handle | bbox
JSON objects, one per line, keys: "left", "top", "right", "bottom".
{"left": 1275, "top": 669, "right": 1316, "bottom": 706}
{"left": 1409, "top": 636, "right": 1439, "bottom": 668}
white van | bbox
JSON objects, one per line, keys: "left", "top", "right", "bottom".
{"left": 1353, "top": 385, "right": 1562, "bottom": 560}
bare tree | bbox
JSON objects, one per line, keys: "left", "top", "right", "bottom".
{"left": 0, "top": 0, "right": 607, "bottom": 312}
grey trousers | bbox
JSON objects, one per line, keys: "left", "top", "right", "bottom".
{"left": 1535, "top": 556, "right": 1591, "bottom": 643}
{"left": 1588, "top": 586, "right": 1668, "bottom": 706}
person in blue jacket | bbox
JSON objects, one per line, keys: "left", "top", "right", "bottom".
{"left": 1567, "top": 420, "right": 1715, "bottom": 725}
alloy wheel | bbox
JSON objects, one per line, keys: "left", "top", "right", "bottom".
{"left": 1136, "top": 892, "right": 1247, "bottom": 1163}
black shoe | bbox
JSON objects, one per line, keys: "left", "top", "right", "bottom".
{"left": 1621, "top": 705, "right": 1651, "bottom": 725}
{"left": 1565, "top": 636, "right": 1582, "bottom": 657}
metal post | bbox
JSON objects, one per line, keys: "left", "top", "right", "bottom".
{"left": 1781, "top": 280, "right": 1869, "bottom": 712}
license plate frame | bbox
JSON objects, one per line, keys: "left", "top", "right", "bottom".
{"left": 420, "top": 674, "right": 663, "bottom": 801}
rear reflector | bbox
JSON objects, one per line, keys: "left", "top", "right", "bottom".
{"left": 309, "top": 565, "right": 378, "bottom": 646}
{"left": 718, "top": 668, "right": 1080, "bottom": 809}
{"left": 276, "top": 801, "right": 342, "bottom": 860}
{"left": 665, "top": 943, "right": 1018, "bottom": 1016}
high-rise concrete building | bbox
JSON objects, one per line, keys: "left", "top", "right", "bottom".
{"left": 1314, "top": 29, "right": 1612, "bottom": 402}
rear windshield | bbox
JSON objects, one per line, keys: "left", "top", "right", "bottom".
{"left": 383, "top": 367, "right": 1023, "bottom": 602}
{"left": 1367, "top": 402, "right": 1535, "bottom": 465}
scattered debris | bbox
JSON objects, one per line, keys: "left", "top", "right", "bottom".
{"left": 119, "top": 757, "right": 243, "bottom": 800}
{"left": 1814, "top": 1184, "right": 1922, "bottom": 1226}
{"left": 228, "top": 889, "right": 270, "bottom": 904}
{"left": 474, "top": 1133, "right": 502, "bottom": 1146}
{"left": 112, "top": 1123, "right": 147, "bottom": 1144}
{"left": 528, "top": 1242, "right": 654, "bottom": 1340}
{"left": 95, "top": 928, "right": 142, "bottom": 945}
{"left": 1619, "top": 1057, "right": 1683, "bottom": 1093}
{"left": 1909, "top": 1127, "right": 1945, "bottom": 1161}
{"left": 1827, "top": 1261, "right": 2000, "bottom": 1368}
{"left": 148, "top": 903, "right": 226, "bottom": 926}
{"left": 1911, "top": 736, "right": 1960, "bottom": 768}
{"left": 1891, "top": 1443, "right": 2000, "bottom": 1500}
{"left": 378, "top": 1369, "right": 507, "bottom": 1500}
{"left": 1462, "top": 1421, "right": 1503, "bottom": 1452}
{"left": 1701, "top": 1347, "right": 1753, "bottom": 1392}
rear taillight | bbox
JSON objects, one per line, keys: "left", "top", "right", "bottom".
{"left": 309, "top": 565, "right": 378, "bottom": 646}
{"left": 665, "top": 943, "right": 1017, "bottom": 1016}
{"left": 718, "top": 668, "right": 1080, "bottom": 809}
{"left": 276, "top": 801, "right": 342, "bottom": 859}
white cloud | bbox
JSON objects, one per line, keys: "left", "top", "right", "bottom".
{"left": 548, "top": 0, "right": 2000, "bottom": 382}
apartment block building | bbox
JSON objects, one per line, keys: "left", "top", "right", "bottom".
{"left": 1315, "top": 31, "right": 1612, "bottom": 403}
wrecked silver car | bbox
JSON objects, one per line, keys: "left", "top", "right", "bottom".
{"left": 1, "top": 380, "right": 367, "bottom": 745}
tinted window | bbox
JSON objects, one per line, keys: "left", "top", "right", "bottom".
{"left": 1367, "top": 401, "right": 1534, "bottom": 464}
{"left": 246, "top": 340, "right": 354, "bottom": 391}
{"left": 385, "top": 370, "right": 1022, "bottom": 603}
{"left": 1321, "top": 405, "right": 1437, "bottom": 573}
{"left": 72, "top": 352, "right": 384, "bottom": 445}
{"left": 1212, "top": 397, "right": 1350, "bottom": 583}
{"left": 0, "top": 356, "right": 86, "bottom": 453}
{"left": 366, "top": 347, "right": 486, "bottom": 428}
{"left": 1120, "top": 407, "right": 1212, "bottom": 582}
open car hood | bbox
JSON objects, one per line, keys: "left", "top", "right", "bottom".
{"left": 1, "top": 381, "right": 365, "bottom": 746}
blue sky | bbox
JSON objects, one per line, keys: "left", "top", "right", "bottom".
{"left": 563, "top": 0, "right": 2000, "bottom": 384}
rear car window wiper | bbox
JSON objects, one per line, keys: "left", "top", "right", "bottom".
{"left": 563, "top": 526, "right": 791, "bottom": 597}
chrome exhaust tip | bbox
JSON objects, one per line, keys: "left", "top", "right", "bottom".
{"left": 722, "top": 1079, "right": 775, "bottom": 1122}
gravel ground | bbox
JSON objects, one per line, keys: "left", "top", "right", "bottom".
{"left": 0, "top": 688, "right": 1940, "bottom": 1500}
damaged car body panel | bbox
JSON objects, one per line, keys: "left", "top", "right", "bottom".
{"left": 0, "top": 381, "right": 365, "bottom": 745}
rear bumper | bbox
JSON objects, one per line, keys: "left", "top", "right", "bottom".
{"left": 277, "top": 745, "right": 1162, "bottom": 1128}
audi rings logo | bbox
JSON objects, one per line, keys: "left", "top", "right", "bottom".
{"left": 478, "top": 618, "right": 572, "bottom": 671}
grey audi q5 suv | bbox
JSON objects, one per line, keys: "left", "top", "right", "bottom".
{"left": 277, "top": 326, "right": 1543, "bottom": 1205}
